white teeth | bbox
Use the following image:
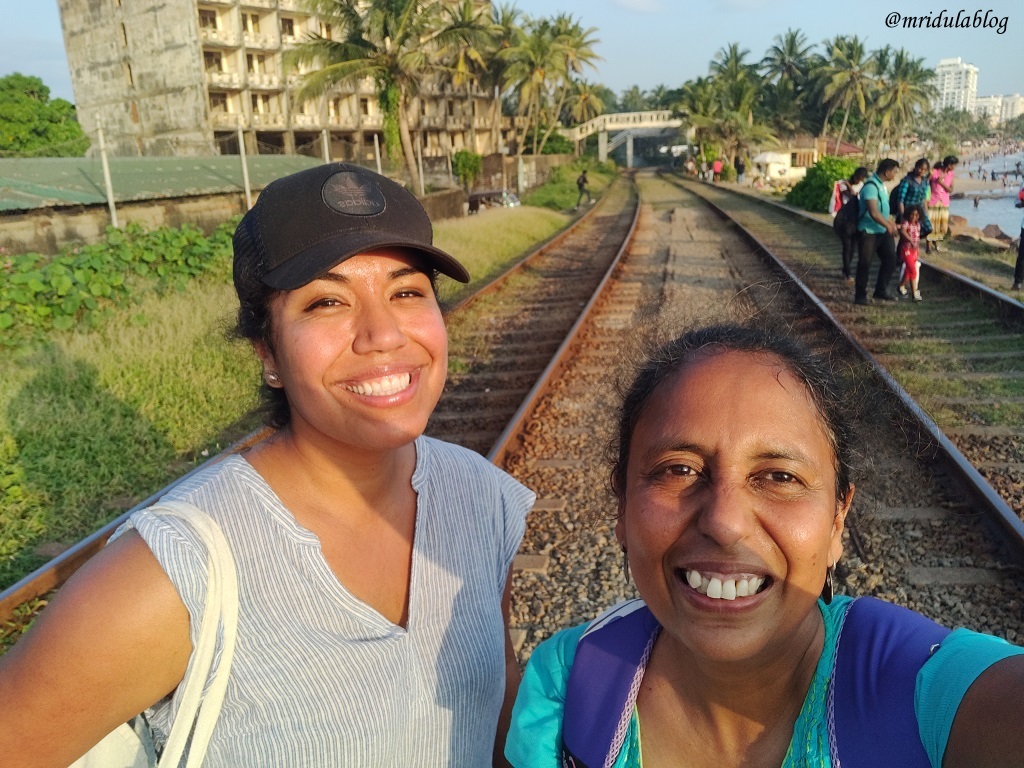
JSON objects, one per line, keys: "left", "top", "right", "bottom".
{"left": 346, "top": 373, "right": 411, "bottom": 397}
{"left": 684, "top": 570, "right": 765, "bottom": 601}
{"left": 707, "top": 577, "right": 723, "bottom": 599}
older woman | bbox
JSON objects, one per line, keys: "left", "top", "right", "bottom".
{"left": 0, "top": 163, "right": 535, "bottom": 767}
{"left": 506, "top": 324, "right": 1024, "bottom": 768}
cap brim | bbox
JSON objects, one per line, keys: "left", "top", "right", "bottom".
{"left": 261, "top": 231, "right": 471, "bottom": 290}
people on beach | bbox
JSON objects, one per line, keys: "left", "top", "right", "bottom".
{"left": 854, "top": 158, "right": 901, "bottom": 304}
{"left": 0, "top": 163, "right": 535, "bottom": 767}
{"left": 898, "top": 206, "right": 923, "bottom": 301}
{"left": 505, "top": 323, "right": 1024, "bottom": 768}
{"left": 830, "top": 166, "right": 869, "bottom": 283}
{"left": 927, "top": 156, "right": 958, "bottom": 253}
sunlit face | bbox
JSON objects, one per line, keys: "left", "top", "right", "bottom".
{"left": 257, "top": 249, "right": 447, "bottom": 456}
{"left": 615, "top": 350, "right": 851, "bottom": 664}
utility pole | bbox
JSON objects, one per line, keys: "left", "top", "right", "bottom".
{"left": 96, "top": 118, "right": 119, "bottom": 228}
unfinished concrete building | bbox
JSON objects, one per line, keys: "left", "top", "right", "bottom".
{"left": 57, "top": 0, "right": 503, "bottom": 160}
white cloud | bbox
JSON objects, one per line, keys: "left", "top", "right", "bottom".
{"left": 610, "top": 0, "right": 665, "bottom": 13}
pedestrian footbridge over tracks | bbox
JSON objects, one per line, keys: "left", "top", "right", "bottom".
{"left": 561, "top": 110, "right": 684, "bottom": 166}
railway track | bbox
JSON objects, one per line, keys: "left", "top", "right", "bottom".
{"left": 3, "top": 170, "right": 1022, "bottom": 669}
{"left": 671, "top": 175, "right": 1024, "bottom": 530}
{"left": 500, "top": 172, "right": 1024, "bottom": 655}
{"left": 0, "top": 177, "right": 641, "bottom": 646}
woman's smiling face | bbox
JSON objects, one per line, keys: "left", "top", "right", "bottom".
{"left": 616, "top": 349, "right": 851, "bottom": 664}
{"left": 257, "top": 248, "right": 448, "bottom": 456}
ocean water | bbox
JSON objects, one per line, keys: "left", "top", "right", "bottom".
{"left": 950, "top": 150, "right": 1024, "bottom": 238}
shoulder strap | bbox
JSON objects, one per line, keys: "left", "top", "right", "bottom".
{"left": 830, "top": 597, "right": 950, "bottom": 768}
{"left": 562, "top": 601, "right": 659, "bottom": 768}
{"left": 154, "top": 500, "right": 239, "bottom": 768}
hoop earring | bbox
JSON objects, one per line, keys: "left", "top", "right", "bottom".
{"left": 822, "top": 562, "right": 835, "bottom": 605}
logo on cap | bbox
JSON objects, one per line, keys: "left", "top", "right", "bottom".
{"left": 322, "top": 171, "right": 387, "bottom": 216}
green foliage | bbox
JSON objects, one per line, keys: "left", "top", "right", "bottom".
{"left": 520, "top": 160, "right": 614, "bottom": 210}
{"left": 452, "top": 149, "right": 483, "bottom": 190}
{"left": 0, "top": 220, "right": 236, "bottom": 348}
{"left": 785, "top": 155, "right": 858, "bottom": 213}
{"left": 0, "top": 73, "right": 89, "bottom": 157}
{"left": 521, "top": 128, "right": 574, "bottom": 155}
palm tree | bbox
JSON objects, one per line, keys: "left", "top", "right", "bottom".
{"left": 499, "top": 18, "right": 563, "bottom": 155}
{"left": 619, "top": 85, "right": 650, "bottom": 112}
{"left": 818, "top": 35, "right": 876, "bottom": 151}
{"left": 566, "top": 78, "right": 604, "bottom": 124}
{"left": 482, "top": 2, "right": 524, "bottom": 154}
{"left": 760, "top": 28, "right": 812, "bottom": 88}
{"left": 440, "top": 0, "right": 496, "bottom": 153}
{"left": 288, "top": 0, "right": 457, "bottom": 192}
{"left": 677, "top": 77, "right": 721, "bottom": 160}
{"left": 535, "top": 13, "right": 600, "bottom": 154}
{"left": 874, "top": 50, "right": 935, "bottom": 155}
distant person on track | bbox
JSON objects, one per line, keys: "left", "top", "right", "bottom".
{"left": 892, "top": 158, "right": 934, "bottom": 242}
{"left": 0, "top": 163, "right": 535, "bottom": 767}
{"left": 505, "top": 323, "right": 1024, "bottom": 768}
{"left": 734, "top": 156, "right": 746, "bottom": 185}
{"left": 854, "top": 158, "right": 901, "bottom": 305}
{"left": 830, "top": 166, "right": 869, "bottom": 283}
{"left": 576, "top": 170, "right": 593, "bottom": 208}
{"left": 712, "top": 158, "right": 723, "bottom": 183}
{"left": 926, "top": 156, "right": 958, "bottom": 253}
{"left": 897, "top": 205, "right": 924, "bottom": 301}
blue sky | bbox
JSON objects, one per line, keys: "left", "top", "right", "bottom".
{"left": 5, "top": 0, "right": 1022, "bottom": 104}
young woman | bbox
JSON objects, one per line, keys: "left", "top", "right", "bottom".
{"left": 926, "top": 155, "right": 958, "bottom": 252}
{"left": 0, "top": 163, "right": 535, "bottom": 767}
{"left": 506, "top": 324, "right": 1024, "bottom": 768}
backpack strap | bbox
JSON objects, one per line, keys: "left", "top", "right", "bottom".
{"left": 830, "top": 597, "right": 951, "bottom": 767}
{"left": 561, "top": 600, "right": 660, "bottom": 768}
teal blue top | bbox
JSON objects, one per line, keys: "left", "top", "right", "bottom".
{"left": 506, "top": 596, "right": 1024, "bottom": 768}
{"left": 857, "top": 174, "right": 890, "bottom": 234}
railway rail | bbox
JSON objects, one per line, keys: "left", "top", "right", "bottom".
{"left": 0, "top": 176, "right": 641, "bottom": 643}
{"left": 3, "top": 170, "right": 1023, "bottom": 670}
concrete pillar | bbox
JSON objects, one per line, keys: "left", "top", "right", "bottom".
{"left": 598, "top": 130, "right": 608, "bottom": 162}
{"left": 626, "top": 135, "right": 634, "bottom": 169}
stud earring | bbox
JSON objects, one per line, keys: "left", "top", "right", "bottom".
{"left": 265, "top": 371, "right": 281, "bottom": 387}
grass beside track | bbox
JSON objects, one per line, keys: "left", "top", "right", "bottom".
{"left": 0, "top": 200, "right": 576, "bottom": 600}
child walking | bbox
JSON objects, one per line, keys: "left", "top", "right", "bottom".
{"left": 898, "top": 206, "right": 923, "bottom": 301}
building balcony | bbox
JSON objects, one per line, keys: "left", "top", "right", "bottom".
{"left": 420, "top": 115, "right": 445, "bottom": 129}
{"left": 328, "top": 115, "right": 358, "bottom": 130}
{"left": 277, "top": 0, "right": 306, "bottom": 10}
{"left": 445, "top": 117, "right": 464, "bottom": 131}
{"left": 251, "top": 112, "right": 287, "bottom": 128}
{"left": 292, "top": 113, "right": 321, "bottom": 128}
{"left": 247, "top": 72, "right": 282, "bottom": 89}
{"left": 210, "top": 112, "right": 242, "bottom": 129}
{"left": 360, "top": 114, "right": 384, "bottom": 129}
{"left": 473, "top": 115, "right": 492, "bottom": 129}
{"left": 243, "top": 32, "right": 279, "bottom": 50}
{"left": 239, "top": 0, "right": 275, "bottom": 8}
{"left": 280, "top": 33, "right": 301, "bottom": 46}
{"left": 200, "top": 0, "right": 234, "bottom": 5}
{"left": 200, "top": 28, "right": 242, "bottom": 47}
{"left": 206, "top": 71, "right": 242, "bottom": 89}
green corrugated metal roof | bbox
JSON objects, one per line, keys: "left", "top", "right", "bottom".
{"left": 0, "top": 155, "right": 324, "bottom": 212}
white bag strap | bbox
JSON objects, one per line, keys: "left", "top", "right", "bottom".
{"left": 149, "top": 500, "right": 239, "bottom": 768}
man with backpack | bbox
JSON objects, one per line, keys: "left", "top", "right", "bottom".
{"left": 576, "top": 170, "right": 593, "bottom": 208}
{"left": 854, "top": 158, "right": 901, "bottom": 305}
{"left": 831, "top": 167, "right": 869, "bottom": 283}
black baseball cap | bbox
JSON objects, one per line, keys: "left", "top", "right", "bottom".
{"left": 233, "top": 162, "right": 470, "bottom": 290}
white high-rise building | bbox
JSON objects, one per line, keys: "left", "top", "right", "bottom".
{"left": 974, "top": 94, "right": 1024, "bottom": 127}
{"left": 932, "top": 57, "right": 979, "bottom": 113}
